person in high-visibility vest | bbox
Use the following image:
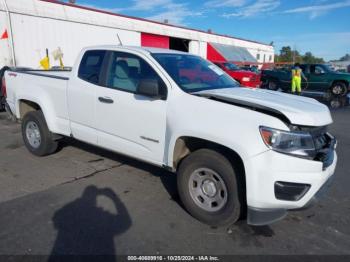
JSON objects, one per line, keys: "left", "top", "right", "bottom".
{"left": 291, "top": 63, "right": 307, "bottom": 95}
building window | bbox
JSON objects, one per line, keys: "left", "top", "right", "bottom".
{"left": 256, "top": 53, "right": 260, "bottom": 60}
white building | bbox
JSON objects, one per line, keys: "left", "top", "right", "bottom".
{"left": 0, "top": 0, "right": 274, "bottom": 69}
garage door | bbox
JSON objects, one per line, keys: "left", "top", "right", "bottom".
{"left": 141, "top": 33, "right": 169, "bottom": 49}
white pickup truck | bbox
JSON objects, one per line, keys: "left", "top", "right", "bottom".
{"left": 3, "top": 46, "right": 337, "bottom": 226}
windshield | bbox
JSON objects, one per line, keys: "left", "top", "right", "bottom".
{"left": 152, "top": 54, "right": 239, "bottom": 93}
{"left": 223, "top": 62, "right": 239, "bottom": 71}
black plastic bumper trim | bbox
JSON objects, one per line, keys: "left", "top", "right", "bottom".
{"left": 274, "top": 181, "right": 311, "bottom": 201}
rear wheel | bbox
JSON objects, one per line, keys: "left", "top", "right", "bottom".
{"left": 177, "top": 149, "right": 242, "bottom": 226}
{"left": 22, "top": 111, "right": 58, "bottom": 156}
{"left": 331, "top": 82, "right": 348, "bottom": 96}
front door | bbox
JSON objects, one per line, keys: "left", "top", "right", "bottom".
{"left": 306, "top": 65, "right": 329, "bottom": 91}
{"left": 95, "top": 51, "right": 168, "bottom": 165}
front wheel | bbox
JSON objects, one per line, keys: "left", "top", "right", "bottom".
{"left": 331, "top": 82, "right": 348, "bottom": 96}
{"left": 177, "top": 149, "right": 242, "bottom": 226}
{"left": 267, "top": 79, "right": 278, "bottom": 91}
{"left": 22, "top": 110, "right": 58, "bottom": 156}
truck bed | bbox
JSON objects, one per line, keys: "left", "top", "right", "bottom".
{"left": 4, "top": 68, "right": 72, "bottom": 136}
{"left": 9, "top": 68, "right": 71, "bottom": 80}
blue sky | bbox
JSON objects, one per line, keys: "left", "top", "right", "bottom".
{"left": 76, "top": 0, "right": 350, "bottom": 61}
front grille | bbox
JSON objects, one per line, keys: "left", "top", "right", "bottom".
{"left": 294, "top": 125, "right": 336, "bottom": 169}
{"left": 313, "top": 132, "right": 329, "bottom": 151}
{"left": 310, "top": 128, "right": 336, "bottom": 170}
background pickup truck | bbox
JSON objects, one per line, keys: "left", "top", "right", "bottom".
{"left": 3, "top": 46, "right": 337, "bottom": 226}
{"left": 213, "top": 61, "right": 261, "bottom": 88}
{"left": 261, "top": 64, "right": 350, "bottom": 96}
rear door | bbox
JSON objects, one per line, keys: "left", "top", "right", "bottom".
{"left": 67, "top": 50, "right": 107, "bottom": 144}
{"left": 95, "top": 51, "right": 168, "bottom": 165}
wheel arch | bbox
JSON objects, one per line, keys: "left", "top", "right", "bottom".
{"left": 331, "top": 79, "right": 349, "bottom": 88}
{"left": 17, "top": 99, "right": 42, "bottom": 120}
{"left": 16, "top": 98, "right": 54, "bottom": 132}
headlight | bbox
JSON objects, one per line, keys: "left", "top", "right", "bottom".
{"left": 259, "top": 126, "right": 316, "bottom": 158}
{"left": 242, "top": 77, "right": 251, "bottom": 82}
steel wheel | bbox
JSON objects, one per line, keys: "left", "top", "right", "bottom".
{"left": 332, "top": 85, "right": 343, "bottom": 95}
{"left": 188, "top": 168, "right": 228, "bottom": 212}
{"left": 268, "top": 80, "right": 277, "bottom": 90}
{"left": 25, "top": 121, "right": 41, "bottom": 149}
{"left": 331, "top": 82, "right": 347, "bottom": 96}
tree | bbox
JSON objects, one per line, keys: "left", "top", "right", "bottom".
{"left": 275, "top": 46, "right": 325, "bottom": 64}
{"left": 339, "top": 54, "right": 350, "bottom": 61}
{"left": 278, "top": 46, "right": 293, "bottom": 62}
{"left": 302, "top": 52, "right": 324, "bottom": 64}
{"left": 277, "top": 46, "right": 302, "bottom": 63}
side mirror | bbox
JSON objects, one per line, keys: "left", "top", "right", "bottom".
{"left": 137, "top": 79, "right": 160, "bottom": 98}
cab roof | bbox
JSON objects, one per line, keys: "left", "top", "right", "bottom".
{"left": 83, "top": 45, "right": 190, "bottom": 56}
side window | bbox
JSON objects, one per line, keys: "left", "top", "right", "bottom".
{"left": 310, "top": 65, "right": 324, "bottom": 74}
{"left": 314, "top": 65, "right": 325, "bottom": 74}
{"left": 78, "top": 50, "right": 106, "bottom": 85}
{"left": 256, "top": 53, "right": 260, "bottom": 60}
{"left": 106, "top": 52, "right": 167, "bottom": 97}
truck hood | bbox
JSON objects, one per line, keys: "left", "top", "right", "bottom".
{"left": 195, "top": 88, "right": 333, "bottom": 126}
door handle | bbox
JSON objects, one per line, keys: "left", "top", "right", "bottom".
{"left": 98, "top": 97, "right": 114, "bottom": 104}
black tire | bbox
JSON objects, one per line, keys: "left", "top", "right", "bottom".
{"left": 331, "top": 82, "right": 348, "bottom": 96}
{"left": 267, "top": 79, "right": 278, "bottom": 91}
{"left": 0, "top": 96, "right": 5, "bottom": 112}
{"left": 177, "top": 149, "right": 242, "bottom": 226}
{"left": 21, "top": 110, "right": 58, "bottom": 156}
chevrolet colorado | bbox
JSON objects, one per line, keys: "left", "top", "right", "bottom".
{"left": 3, "top": 46, "right": 337, "bottom": 226}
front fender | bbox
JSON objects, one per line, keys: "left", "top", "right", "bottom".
{"left": 165, "top": 131, "right": 258, "bottom": 170}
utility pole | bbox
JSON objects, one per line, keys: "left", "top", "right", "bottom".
{"left": 292, "top": 44, "right": 296, "bottom": 64}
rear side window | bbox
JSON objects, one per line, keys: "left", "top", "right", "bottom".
{"left": 78, "top": 50, "right": 106, "bottom": 85}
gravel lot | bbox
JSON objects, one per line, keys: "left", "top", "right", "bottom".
{"left": 0, "top": 95, "right": 349, "bottom": 256}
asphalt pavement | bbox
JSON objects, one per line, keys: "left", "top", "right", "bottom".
{"left": 0, "top": 94, "right": 349, "bottom": 257}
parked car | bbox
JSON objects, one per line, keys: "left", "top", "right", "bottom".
{"left": 3, "top": 46, "right": 337, "bottom": 226}
{"left": 240, "top": 65, "right": 260, "bottom": 74}
{"left": 213, "top": 61, "right": 261, "bottom": 88}
{"left": 261, "top": 64, "right": 350, "bottom": 96}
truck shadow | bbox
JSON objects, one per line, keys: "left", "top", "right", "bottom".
{"left": 59, "top": 138, "right": 275, "bottom": 239}
{"left": 48, "top": 185, "right": 131, "bottom": 261}
{"left": 58, "top": 138, "right": 180, "bottom": 204}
